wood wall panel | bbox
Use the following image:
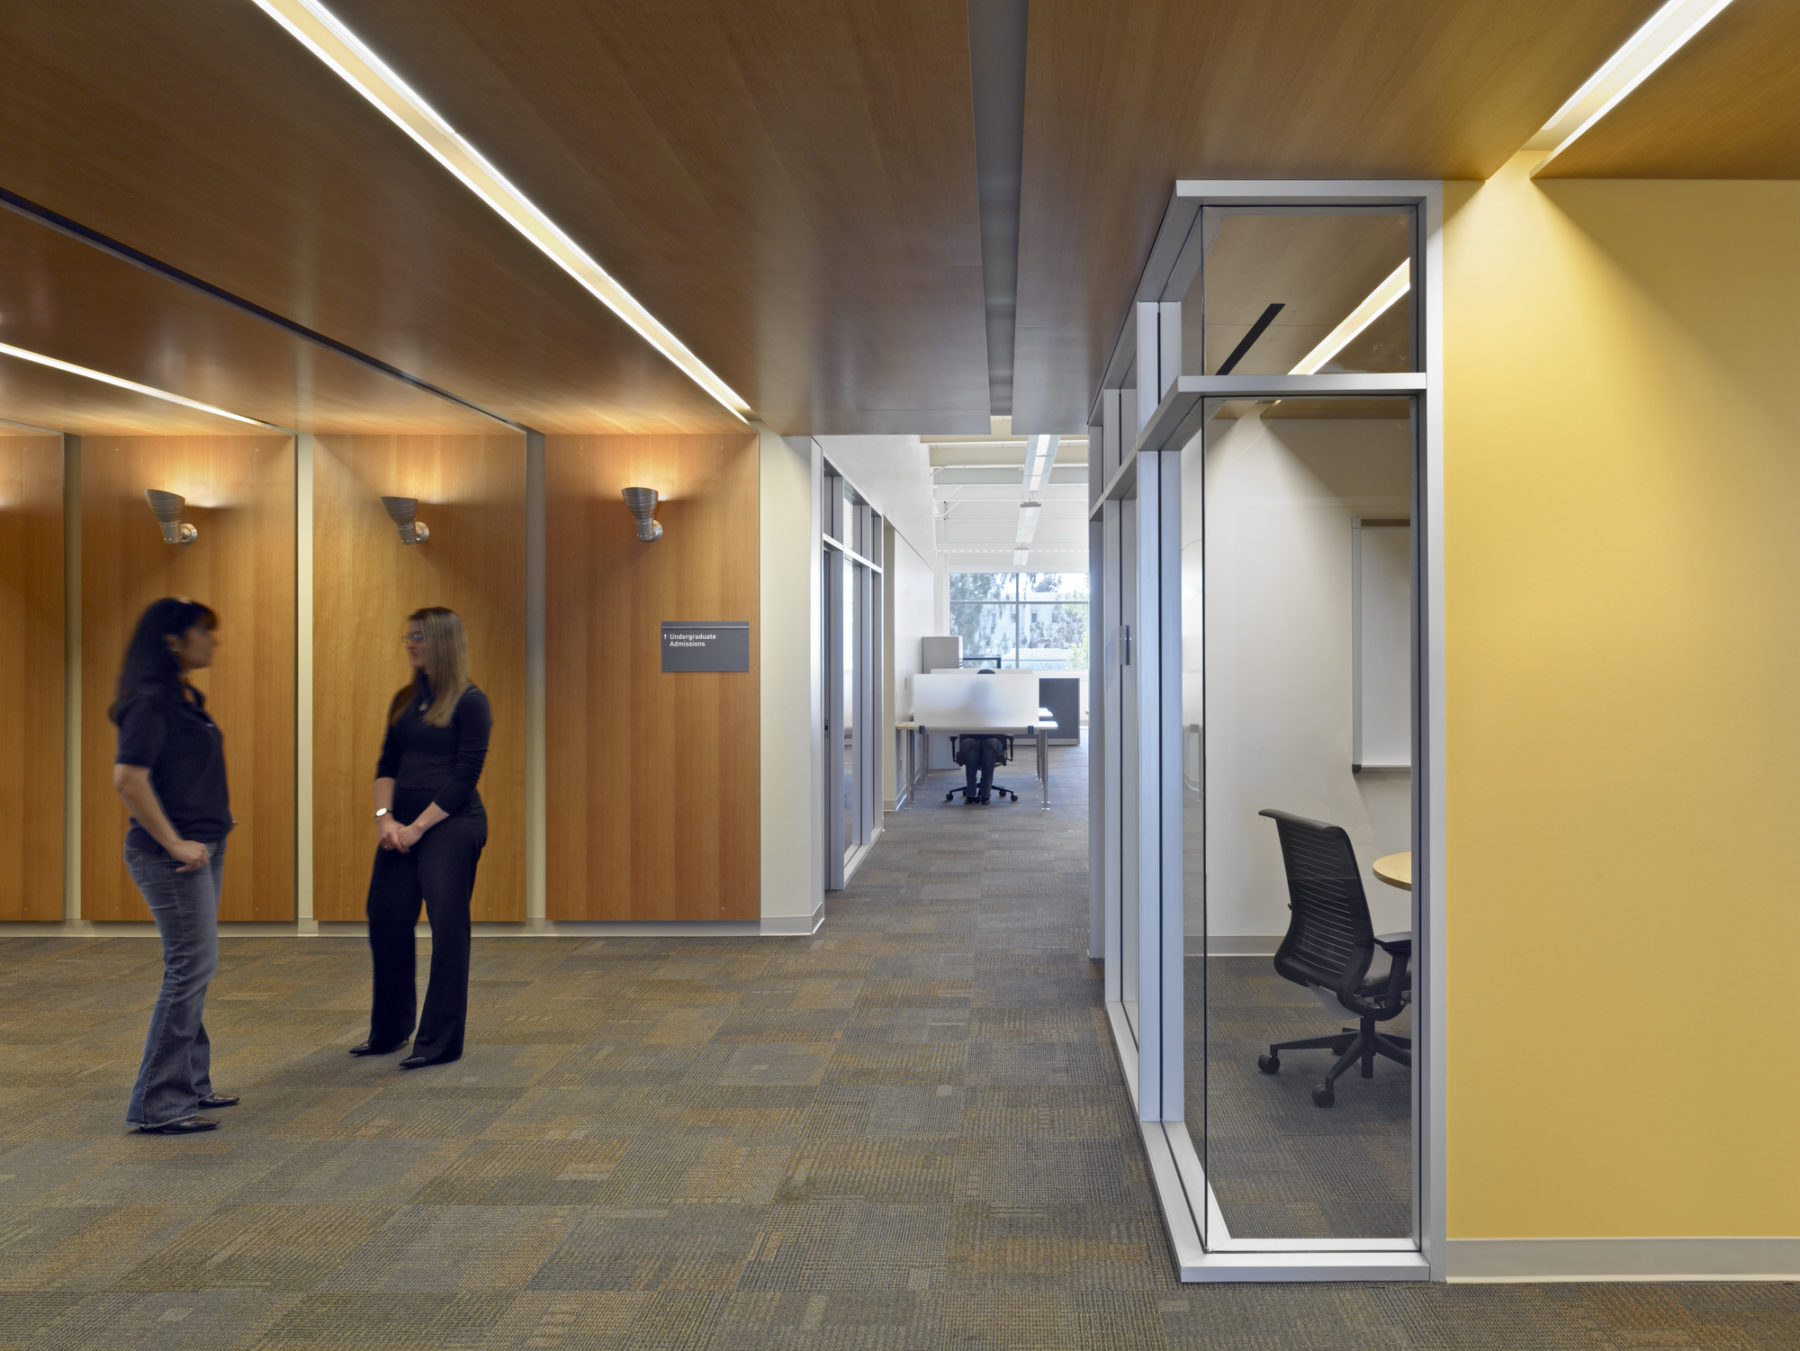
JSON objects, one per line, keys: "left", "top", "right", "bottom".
{"left": 312, "top": 435, "right": 525, "bottom": 923}
{"left": 0, "top": 434, "right": 65, "bottom": 921}
{"left": 545, "top": 434, "right": 759, "bottom": 921}
{"left": 79, "top": 436, "right": 295, "bottom": 921}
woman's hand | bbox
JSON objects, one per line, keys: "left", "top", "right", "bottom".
{"left": 169, "top": 839, "right": 210, "bottom": 873}
{"left": 396, "top": 821, "right": 425, "bottom": 852}
{"left": 376, "top": 817, "right": 408, "bottom": 852}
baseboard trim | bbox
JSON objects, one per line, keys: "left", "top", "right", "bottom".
{"left": 2, "top": 913, "right": 823, "bottom": 940}
{"left": 1446, "top": 1237, "right": 1800, "bottom": 1282}
{"left": 1185, "top": 936, "right": 1282, "bottom": 956}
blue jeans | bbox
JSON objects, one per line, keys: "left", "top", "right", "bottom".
{"left": 124, "top": 841, "right": 223, "bottom": 1128}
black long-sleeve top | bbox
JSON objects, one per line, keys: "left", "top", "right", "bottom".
{"left": 375, "top": 678, "right": 491, "bottom": 821}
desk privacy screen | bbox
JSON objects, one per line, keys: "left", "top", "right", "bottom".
{"left": 912, "top": 671, "right": 1043, "bottom": 728}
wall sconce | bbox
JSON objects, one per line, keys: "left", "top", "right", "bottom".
{"left": 380, "top": 496, "right": 430, "bottom": 545}
{"left": 144, "top": 489, "right": 197, "bottom": 545}
{"left": 622, "top": 487, "right": 662, "bottom": 541}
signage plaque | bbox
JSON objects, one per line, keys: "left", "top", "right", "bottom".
{"left": 661, "top": 621, "right": 750, "bottom": 673}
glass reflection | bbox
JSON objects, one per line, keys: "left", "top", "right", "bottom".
{"left": 1180, "top": 209, "right": 1414, "bottom": 378}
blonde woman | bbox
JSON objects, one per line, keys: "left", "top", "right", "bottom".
{"left": 351, "top": 607, "right": 491, "bottom": 1068}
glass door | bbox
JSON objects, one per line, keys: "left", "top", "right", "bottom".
{"left": 1188, "top": 394, "right": 1417, "bottom": 1245}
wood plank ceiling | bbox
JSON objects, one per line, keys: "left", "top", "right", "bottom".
{"left": 0, "top": 206, "right": 500, "bottom": 434}
{"left": 0, "top": 0, "right": 988, "bottom": 437}
{"left": 0, "top": 1, "right": 743, "bottom": 436}
{"left": 1010, "top": 0, "right": 1669, "bottom": 431}
{"left": 333, "top": 0, "right": 991, "bottom": 436}
{"left": 1, "top": 0, "right": 1791, "bottom": 439}
{"left": 1538, "top": 0, "right": 1800, "bottom": 179}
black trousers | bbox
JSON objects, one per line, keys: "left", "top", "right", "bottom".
{"left": 365, "top": 809, "right": 486, "bottom": 1062}
{"left": 959, "top": 736, "right": 1007, "bottom": 798}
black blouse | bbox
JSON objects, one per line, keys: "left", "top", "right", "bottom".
{"left": 375, "top": 679, "right": 491, "bottom": 820}
{"left": 114, "top": 683, "right": 232, "bottom": 854}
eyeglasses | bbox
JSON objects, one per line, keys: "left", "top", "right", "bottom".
{"left": 401, "top": 632, "right": 425, "bottom": 645}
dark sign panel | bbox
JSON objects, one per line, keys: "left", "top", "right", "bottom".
{"left": 661, "top": 621, "right": 750, "bottom": 673}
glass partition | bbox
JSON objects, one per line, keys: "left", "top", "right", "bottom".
{"left": 1180, "top": 209, "right": 1414, "bottom": 379}
{"left": 1185, "top": 395, "right": 1415, "bottom": 1241}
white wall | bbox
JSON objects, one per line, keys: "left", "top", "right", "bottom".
{"left": 1186, "top": 412, "right": 1413, "bottom": 938}
{"left": 886, "top": 525, "right": 936, "bottom": 807}
{"left": 759, "top": 428, "right": 824, "bottom": 932}
{"left": 812, "top": 434, "right": 935, "bottom": 563}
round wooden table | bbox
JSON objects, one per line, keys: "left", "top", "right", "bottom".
{"left": 1371, "top": 851, "right": 1412, "bottom": 891}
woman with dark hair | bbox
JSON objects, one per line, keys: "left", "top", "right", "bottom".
{"left": 351, "top": 606, "right": 491, "bottom": 1069}
{"left": 113, "top": 596, "right": 238, "bottom": 1135}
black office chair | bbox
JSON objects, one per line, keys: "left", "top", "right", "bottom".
{"left": 1255, "top": 809, "right": 1411, "bottom": 1107}
{"left": 943, "top": 667, "right": 1020, "bottom": 804}
{"left": 944, "top": 733, "right": 1018, "bottom": 803}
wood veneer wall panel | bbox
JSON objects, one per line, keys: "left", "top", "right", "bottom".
{"left": 545, "top": 434, "right": 759, "bottom": 921}
{"left": 312, "top": 435, "right": 525, "bottom": 923}
{"left": 79, "top": 436, "right": 295, "bottom": 922}
{"left": 0, "top": 434, "right": 65, "bottom": 921}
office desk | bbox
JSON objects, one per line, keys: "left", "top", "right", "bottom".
{"left": 896, "top": 718, "right": 1058, "bottom": 809}
{"left": 1372, "top": 852, "right": 1412, "bottom": 891}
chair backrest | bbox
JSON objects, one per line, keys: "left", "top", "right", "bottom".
{"left": 1258, "top": 809, "right": 1376, "bottom": 996}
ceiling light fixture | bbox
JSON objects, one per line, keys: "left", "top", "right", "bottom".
{"left": 1014, "top": 500, "right": 1043, "bottom": 546}
{"left": 1023, "top": 433, "right": 1059, "bottom": 493}
{"left": 1527, "top": 0, "right": 1739, "bottom": 173}
{"left": 1289, "top": 262, "right": 1410, "bottom": 376}
{"left": 0, "top": 341, "right": 275, "bottom": 428}
{"left": 249, "top": 0, "right": 752, "bottom": 423}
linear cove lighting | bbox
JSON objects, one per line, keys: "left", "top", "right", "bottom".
{"left": 1289, "top": 262, "right": 1410, "bottom": 377}
{"left": 0, "top": 341, "right": 276, "bottom": 428}
{"left": 1528, "top": 0, "right": 1739, "bottom": 172}
{"left": 250, "top": 0, "right": 752, "bottom": 422}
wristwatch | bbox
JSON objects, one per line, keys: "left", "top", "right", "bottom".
{"left": 374, "top": 807, "right": 390, "bottom": 819}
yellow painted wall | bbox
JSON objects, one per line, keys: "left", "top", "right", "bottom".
{"left": 1444, "top": 156, "right": 1800, "bottom": 1236}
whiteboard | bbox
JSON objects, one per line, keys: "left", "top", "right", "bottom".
{"left": 1352, "top": 520, "right": 1411, "bottom": 772}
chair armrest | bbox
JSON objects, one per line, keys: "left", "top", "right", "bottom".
{"left": 1372, "top": 931, "right": 1412, "bottom": 954}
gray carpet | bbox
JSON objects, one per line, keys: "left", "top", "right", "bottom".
{"left": 1, "top": 742, "right": 1796, "bottom": 1348}
{"left": 1193, "top": 956, "right": 1411, "bottom": 1240}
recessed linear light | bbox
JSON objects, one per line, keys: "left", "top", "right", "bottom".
{"left": 1024, "top": 433, "right": 1059, "bottom": 493}
{"left": 1528, "top": 0, "right": 1739, "bottom": 173}
{"left": 0, "top": 341, "right": 278, "bottom": 428}
{"left": 1289, "top": 262, "right": 1410, "bottom": 377}
{"left": 249, "top": 0, "right": 752, "bottom": 423}
{"left": 1014, "top": 500, "right": 1043, "bottom": 547}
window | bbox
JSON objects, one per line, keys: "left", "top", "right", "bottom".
{"left": 950, "top": 571, "right": 1088, "bottom": 671}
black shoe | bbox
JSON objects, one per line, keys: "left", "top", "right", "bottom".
{"left": 398, "top": 1053, "right": 458, "bottom": 1070}
{"left": 197, "top": 1093, "right": 238, "bottom": 1109}
{"left": 135, "top": 1116, "right": 217, "bottom": 1135}
{"left": 349, "top": 1039, "right": 408, "bottom": 1057}
{"left": 978, "top": 794, "right": 991, "bottom": 804}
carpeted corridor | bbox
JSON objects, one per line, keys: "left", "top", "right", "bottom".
{"left": 1, "top": 746, "right": 1796, "bottom": 1348}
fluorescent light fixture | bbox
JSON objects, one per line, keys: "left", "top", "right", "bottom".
{"left": 1289, "top": 262, "right": 1410, "bottom": 376}
{"left": 1528, "top": 0, "right": 1738, "bottom": 171}
{"left": 1014, "top": 500, "right": 1043, "bottom": 546}
{"left": 1023, "top": 433, "right": 1060, "bottom": 493}
{"left": 250, "top": 0, "right": 752, "bottom": 422}
{"left": 1011, "top": 548, "right": 1029, "bottom": 566}
{"left": 0, "top": 341, "right": 276, "bottom": 428}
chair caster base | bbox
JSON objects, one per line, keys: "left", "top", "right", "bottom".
{"left": 1257, "top": 1053, "right": 1280, "bottom": 1074}
{"left": 1311, "top": 1084, "right": 1335, "bottom": 1108}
